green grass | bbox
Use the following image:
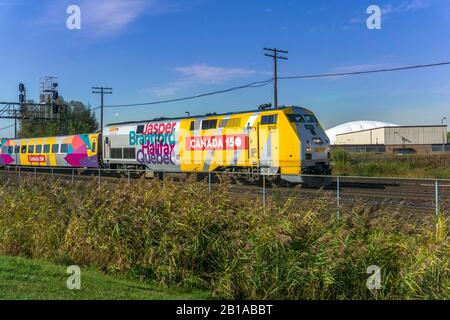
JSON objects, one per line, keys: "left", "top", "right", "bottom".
{"left": 0, "top": 255, "right": 209, "bottom": 300}
{"left": 331, "top": 149, "right": 450, "bottom": 179}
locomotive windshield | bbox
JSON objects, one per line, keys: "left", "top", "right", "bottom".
{"left": 303, "top": 114, "right": 318, "bottom": 123}
{"left": 288, "top": 114, "right": 318, "bottom": 123}
{"left": 287, "top": 114, "right": 305, "bottom": 123}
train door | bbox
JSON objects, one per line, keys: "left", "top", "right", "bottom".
{"left": 248, "top": 122, "right": 259, "bottom": 166}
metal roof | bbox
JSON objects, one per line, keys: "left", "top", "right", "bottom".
{"left": 105, "top": 106, "right": 307, "bottom": 127}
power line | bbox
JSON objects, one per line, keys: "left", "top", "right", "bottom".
{"left": 0, "top": 124, "right": 15, "bottom": 132}
{"left": 103, "top": 60, "right": 450, "bottom": 108}
{"left": 104, "top": 79, "right": 274, "bottom": 108}
{"left": 278, "top": 61, "right": 450, "bottom": 80}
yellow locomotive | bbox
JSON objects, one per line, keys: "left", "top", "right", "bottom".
{"left": 103, "top": 105, "right": 331, "bottom": 183}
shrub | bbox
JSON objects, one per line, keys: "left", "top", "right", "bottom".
{"left": 0, "top": 176, "right": 449, "bottom": 299}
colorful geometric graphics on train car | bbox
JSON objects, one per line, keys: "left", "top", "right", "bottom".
{"left": 64, "top": 134, "right": 99, "bottom": 167}
{"left": 0, "top": 133, "right": 100, "bottom": 168}
{"left": 0, "top": 138, "right": 14, "bottom": 166}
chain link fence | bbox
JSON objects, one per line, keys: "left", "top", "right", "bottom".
{"left": 1, "top": 166, "right": 448, "bottom": 221}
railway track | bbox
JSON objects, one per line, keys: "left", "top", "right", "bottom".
{"left": 0, "top": 168, "right": 448, "bottom": 212}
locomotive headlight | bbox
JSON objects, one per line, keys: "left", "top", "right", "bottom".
{"left": 313, "top": 137, "right": 323, "bottom": 144}
{"left": 306, "top": 147, "right": 312, "bottom": 152}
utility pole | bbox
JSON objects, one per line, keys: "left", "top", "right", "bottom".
{"left": 442, "top": 117, "right": 447, "bottom": 152}
{"left": 264, "top": 48, "right": 288, "bottom": 108}
{"left": 92, "top": 86, "right": 113, "bottom": 132}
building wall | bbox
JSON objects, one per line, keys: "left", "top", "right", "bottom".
{"left": 335, "top": 126, "right": 448, "bottom": 146}
{"left": 335, "top": 128, "right": 385, "bottom": 145}
{"left": 384, "top": 127, "right": 447, "bottom": 145}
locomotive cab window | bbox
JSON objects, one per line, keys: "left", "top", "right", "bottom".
{"left": 261, "top": 115, "right": 278, "bottom": 125}
{"left": 61, "top": 144, "right": 69, "bottom": 153}
{"left": 91, "top": 142, "right": 96, "bottom": 152}
{"left": 304, "top": 114, "right": 318, "bottom": 123}
{"left": 51, "top": 144, "right": 59, "bottom": 154}
{"left": 201, "top": 119, "right": 217, "bottom": 130}
{"left": 287, "top": 114, "right": 305, "bottom": 123}
{"left": 43, "top": 144, "right": 50, "bottom": 153}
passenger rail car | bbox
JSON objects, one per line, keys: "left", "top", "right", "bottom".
{"left": 103, "top": 106, "right": 331, "bottom": 183}
{"left": 0, "top": 133, "right": 99, "bottom": 168}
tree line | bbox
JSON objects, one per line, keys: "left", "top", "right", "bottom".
{"left": 18, "top": 98, "right": 99, "bottom": 138}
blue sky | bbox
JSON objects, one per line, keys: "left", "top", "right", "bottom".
{"left": 1, "top": 0, "right": 450, "bottom": 137}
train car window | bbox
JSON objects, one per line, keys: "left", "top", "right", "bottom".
{"left": 43, "top": 144, "right": 50, "bottom": 153}
{"left": 304, "top": 114, "right": 318, "bottom": 123}
{"left": 8, "top": 146, "right": 13, "bottom": 154}
{"left": 51, "top": 144, "right": 59, "bottom": 154}
{"left": 201, "top": 119, "right": 218, "bottom": 130}
{"left": 110, "top": 148, "right": 123, "bottom": 159}
{"left": 1, "top": 146, "right": 7, "bottom": 153}
{"left": 21, "top": 146, "right": 27, "bottom": 154}
{"left": 190, "top": 121, "right": 201, "bottom": 131}
{"left": 36, "top": 145, "right": 42, "bottom": 153}
{"left": 14, "top": 146, "right": 20, "bottom": 154}
{"left": 123, "top": 148, "right": 135, "bottom": 159}
{"left": 136, "top": 125, "right": 144, "bottom": 134}
{"left": 261, "top": 115, "right": 278, "bottom": 125}
{"left": 287, "top": 114, "right": 305, "bottom": 123}
{"left": 219, "top": 118, "right": 242, "bottom": 128}
{"left": 29, "top": 145, "right": 35, "bottom": 154}
{"left": 61, "top": 144, "right": 69, "bottom": 153}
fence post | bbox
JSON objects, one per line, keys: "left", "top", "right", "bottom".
{"left": 72, "top": 168, "right": 74, "bottom": 183}
{"left": 262, "top": 174, "right": 266, "bottom": 208}
{"left": 435, "top": 179, "right": 439, "bottom": 218}
{"left": 18, "top": 166, "right": 21, "bottom": 184}
{"left": 98, "top": 169, "right": 101, "bottom": 187}
{"left": 337, "top": 176, "right": 340, "bottom": 219}
{"left": 128, "top": 170, "right": 131, "bottom": 184}
{"left": 208, "top": 172, "right": 211, "bottom": 192}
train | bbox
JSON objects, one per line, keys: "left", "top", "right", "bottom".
{"left": 0, "top": 105, "right": 331, "bottom": 184}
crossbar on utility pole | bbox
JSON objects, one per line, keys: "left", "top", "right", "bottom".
{"left": 92, "top": 86, "right": 113, "bottom": 132}
{"left": 263, "top": 48, "right": 288, "bottom": 109}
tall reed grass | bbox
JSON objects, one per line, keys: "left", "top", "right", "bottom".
{"left": 332, "top": 149, "right": 450, "bottom": 179}
{"left": 0, "top": 176, "right": 449, "bottom": 299}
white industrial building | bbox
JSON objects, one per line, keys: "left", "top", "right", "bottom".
{"left": 326, "top": 121, "right": 449, "bottom": 154}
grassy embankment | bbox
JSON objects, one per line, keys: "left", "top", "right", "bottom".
{"left": 0, "top": 255, "right": 208, "bottom": 299}
{"left": 331, "top": 149, "right": 450, "bottom": 179}
{"left": 0, "top": 176, "right": 449, "bottom": 299}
